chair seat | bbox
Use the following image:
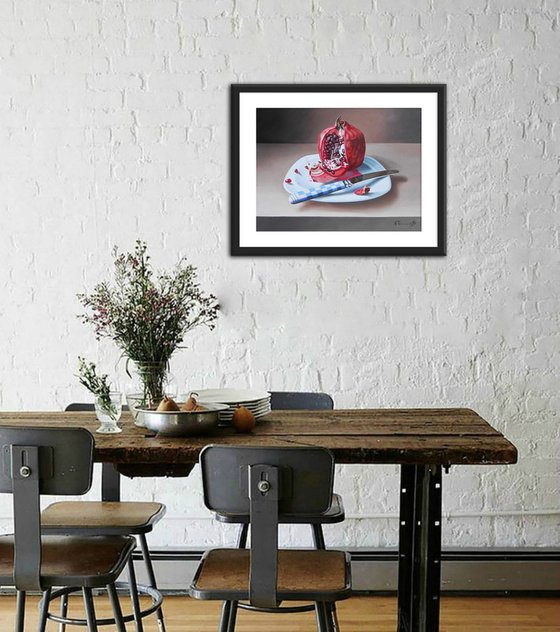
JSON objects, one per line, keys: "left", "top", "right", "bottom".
{"left": 41, "top": 501, "right": 166, "bottom": 535}
{"left": 190, "top": 549, "right": 351, "bottom": 602}
{"left": 0, "top": 535, "right": 135, "bottom": 588}
{"left": 214, "top": 493, "right": 345, "bottom": 525}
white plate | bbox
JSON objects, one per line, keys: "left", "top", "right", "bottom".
{"left": 233, "top": 399, "right": 271, "bottom": 408}
{"left": 283, "top": 154, "right": 392, "bottom": 204}
{"left": 219, "top": 402, "right": 271, "bottom": 415}
{"left": 220, "top": 406, "right": 271, "bottom": 418}
{"left": 194, "top": 389, "right": 271, "bottom": 404}
{"left": 221, "top": 398, "right": 270, "bottom": 408}
{"left": 218, "top": 400, "right": 271, "bottom": 412}
{"left": 218, "top": 408, "right": 271, "bottom": 425}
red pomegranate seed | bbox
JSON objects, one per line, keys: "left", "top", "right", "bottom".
{"left": 354, "top": 186, "right": 370, "bottom": 195}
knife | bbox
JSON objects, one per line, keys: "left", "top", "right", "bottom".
{"left": 288, "top": 169, "right": 399, "bottom": 205}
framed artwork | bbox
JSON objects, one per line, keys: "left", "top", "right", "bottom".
{"left": 230, "top": 84, "right": 446, "bottom": 256}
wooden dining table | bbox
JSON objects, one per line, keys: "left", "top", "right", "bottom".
{"left": 0, "top": 408, "right": 517, "bottom": 632}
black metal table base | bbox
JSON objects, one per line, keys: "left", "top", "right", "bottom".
{"left": 397, "top": 464, "right": 443, "bottom": 632}
{"left": 102, "top": 462, "right": 121, "bottom": 502}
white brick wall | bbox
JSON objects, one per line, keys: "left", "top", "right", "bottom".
{"left": 0, "top": 0, "right": 558, "bottom": 548}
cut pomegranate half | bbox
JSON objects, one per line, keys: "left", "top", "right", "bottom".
{"left": 317, "top": 116, "right": 366, "bottom": 177}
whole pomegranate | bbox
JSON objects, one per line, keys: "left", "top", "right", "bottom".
{"left": 317, "top": 116, "right": 366, "bottom": 177}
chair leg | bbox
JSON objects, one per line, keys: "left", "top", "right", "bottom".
{"left": 82, "top": 588, "right": 99, "bottom": 632}
{"left": 128, "top": 557, "right": 145, "bottom": 632}
{"left": 329, "top": 602, "right": 341, "bottom": 632}
{"left": 219, "top": 601, "right": 232, "bottom": 632}
{"left": 59, "top": 591, "right": 68, "bottom": 632}
{"left": 37, "top": 589, "right": 51, "bottom": 632}
{"left": 312, "top": 525, "right": 338, "bottom": 629}
{"left": 237, "top": 523, "right": 249, "bottom": 549}
{"left": 227, "top": 600, "right": 239, "bottom": 632}
{"left": 220, "top": 523, "right": 248, "bottom": 632}
{"left": 107, "top": 583, "right": 127, "bottom": 632}
{"left": 315, "top": 602, "right": 330, "bottom": 632}
{"left": 138, "top": 533, "right": 166, "bottom": 632}
{"left": 311, "top": 523, "right": 326, "bottom": 549}
{"left": 15, "top": 590, "right": 25, "bottom": 632}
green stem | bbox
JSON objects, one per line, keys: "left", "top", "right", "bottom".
{"left": 97, "top": 395, "right": 118, "bottom": 421}
{"left": 135, "top": 361, "right": 168, "bottom": 407}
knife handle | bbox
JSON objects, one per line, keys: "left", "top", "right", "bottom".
{"left": 289, "top": 180, "right": 349, "bottom": 204}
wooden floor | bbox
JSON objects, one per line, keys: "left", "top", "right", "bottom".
{"left": 1, "top": 594, "right": 558, "bottom": 631}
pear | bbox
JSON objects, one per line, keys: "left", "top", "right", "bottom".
{"left": 182, "top": 392, "right": 199, "bottom": 411}
{"left": 156, "top": 396, "right": 180, "bottom": 412}
{"left": 232, "top": 406, "right": 256, "bottom": 433}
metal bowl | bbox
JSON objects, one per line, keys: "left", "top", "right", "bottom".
{"left": 139, "top": 403, "right": 229, "bottom": 437}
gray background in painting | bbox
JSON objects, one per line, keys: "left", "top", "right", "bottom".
{"left": 256, "top": 108, "right": 421, "bottom": 144}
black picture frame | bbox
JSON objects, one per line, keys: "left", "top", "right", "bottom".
{"left": 230, "top": 84, "right": 447, "bottom": 257}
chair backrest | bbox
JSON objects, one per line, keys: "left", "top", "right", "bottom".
{"left": 200, "top": 445, "right": 335, "bottom": 608}
{"left": 270, "top": 391, "right": 334, "bottom": 410}
{"left": 65, "top": 402, "right": 94, "bottom": 411}
{"left": 66, "top": 402, "right": 129, "bottom": 412}
{"left": 0, "top": 426, "right": 94, "bottom": 591}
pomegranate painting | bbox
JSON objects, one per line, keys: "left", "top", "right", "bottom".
{"left": 317, "top": 115, "right": 366, "bottom": 177}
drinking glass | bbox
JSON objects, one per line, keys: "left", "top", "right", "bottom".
{"left": 94, "top": 392, "right": 123, "bottom": 434}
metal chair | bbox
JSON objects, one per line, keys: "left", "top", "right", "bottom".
{"left": 40, "top": 403, "right": 167, "bottom": 631}
{"left": 0, "top": 426, "right": 136, "bottom": 632}
{"left": 190, "top": 445, "right": 351, "bottom": 632}
{"left": 214, "top": 391, "right": 344, "bottom": 628}
{"left": 65, "top": 403, "right": 130, "bottom": 411}
{"left": 269, "top": 391, "right": 334, "bottom": 410}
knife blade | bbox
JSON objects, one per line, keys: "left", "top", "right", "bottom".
{"left": 288, "top": 169, "right": 399, "bottom": 204}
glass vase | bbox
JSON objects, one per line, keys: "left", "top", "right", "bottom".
{"left": 125, "top": 361, "right": 177, "bottom": 427}
{"left": 94, "top": 392, "right": 123, "bottom": 434}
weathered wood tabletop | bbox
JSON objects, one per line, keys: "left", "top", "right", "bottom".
{"left": 0, "top": 409, "right": 517, "bottom": 469}
{"left": 0, "top": 408, "right": 518, "bottom": 632}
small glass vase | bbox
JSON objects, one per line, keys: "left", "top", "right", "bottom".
{"left": 125, "top": 361, "right": 177, "bottom": 427}
{"left": 94, "top": 392, "right": 123, "bottom": 434}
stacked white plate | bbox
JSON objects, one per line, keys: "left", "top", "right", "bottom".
{"left": 194, "top": 388, "right": 271, "bottom": 426}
